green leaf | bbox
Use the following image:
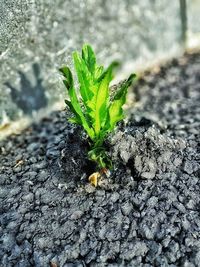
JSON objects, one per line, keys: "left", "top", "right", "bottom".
{"left": 61, "top": 67, "right": 95, "bottom": 139}
{"left": 94, "top": 65, "right": 104, "bottom": 80}
{"left": 87, "top": 66, "right": 113, "bottom": 137}
{"left": 107, "top": 73, "right": 136, "bottom": 131}
{"left": 73, "top": 52, "right": 93, "bottom": 106}
{"left": 97, "top": 61, "right": 119, "bottom": 83}
{"left": 82, "top": 44, "right": 96, "bottom": 74}
{"left": 59, "top": 66, "right": 74, "bottom": 89}
{"left": 65, "top": 100, "right": 81, "bottom": 125}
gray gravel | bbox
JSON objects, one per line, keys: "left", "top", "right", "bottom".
{"left": 0, "top": 52, "right": 200, "bottom": 267}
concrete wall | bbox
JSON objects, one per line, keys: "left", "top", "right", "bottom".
{"left": 187, "top": 0, "right": 200, "bottom": 47}
{"left": 0, "top": 0, "right": 199, "bottom": 128}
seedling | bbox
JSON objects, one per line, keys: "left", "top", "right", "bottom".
{"left": 59, "top": 44, "right": 136, "bottom": 169}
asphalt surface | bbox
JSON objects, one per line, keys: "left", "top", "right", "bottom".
{"left": 0, "top": 52, "right": 200, "bottom": 267}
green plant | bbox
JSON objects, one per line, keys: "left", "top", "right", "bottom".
{"left": 59, "top": 44, "right": 136, "bottom": 168}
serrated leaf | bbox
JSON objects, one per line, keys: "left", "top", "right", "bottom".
{"left": 94, "top": 65, "right": 104, "bottom": 80}
{"left": 107, "top": 73, "right": 136, "bottom": 131}
{"left": 65, "top": 100, "right": 81, "bottom": 125}
{"left": 61, "top": 67, "right": 94, "bottom": 139}
{"left": 97, "top": 61, "right": 119, "bottom": 83}
{"left": 73, "top": 52, "right": 93, "bottom": 106}
{"left": 82, "top": 44, "right": 96, "bottom": 74}
{"left": 87, "top": 61, "right": 119, "bottom": 135}
{"left": 87, "top": 67, "right": 113, "bottom": 137}
{"left": 59, "top": 66, "right": 73, "bottom": 89}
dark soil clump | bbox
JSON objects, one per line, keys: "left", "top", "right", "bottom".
{"left": 0, "top": 52, "right": 200, "bottom": 267}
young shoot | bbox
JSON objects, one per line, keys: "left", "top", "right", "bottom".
{"left": 59, "top": 44, "right": 136, "bottom": 169}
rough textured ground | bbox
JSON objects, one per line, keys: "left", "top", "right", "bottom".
{"left": 0, "top": 52, "right": 200, "bottom": 267}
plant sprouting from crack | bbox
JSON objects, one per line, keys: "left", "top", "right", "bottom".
{"left": 59, "top": 44, "right": 136, "bottom": 169}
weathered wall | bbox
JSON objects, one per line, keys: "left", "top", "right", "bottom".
{"left": 0, "top": 0, "right": 199, "bottom": 127}
{"left": 187, "top": 0, "right": 200, "bottom": 47}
